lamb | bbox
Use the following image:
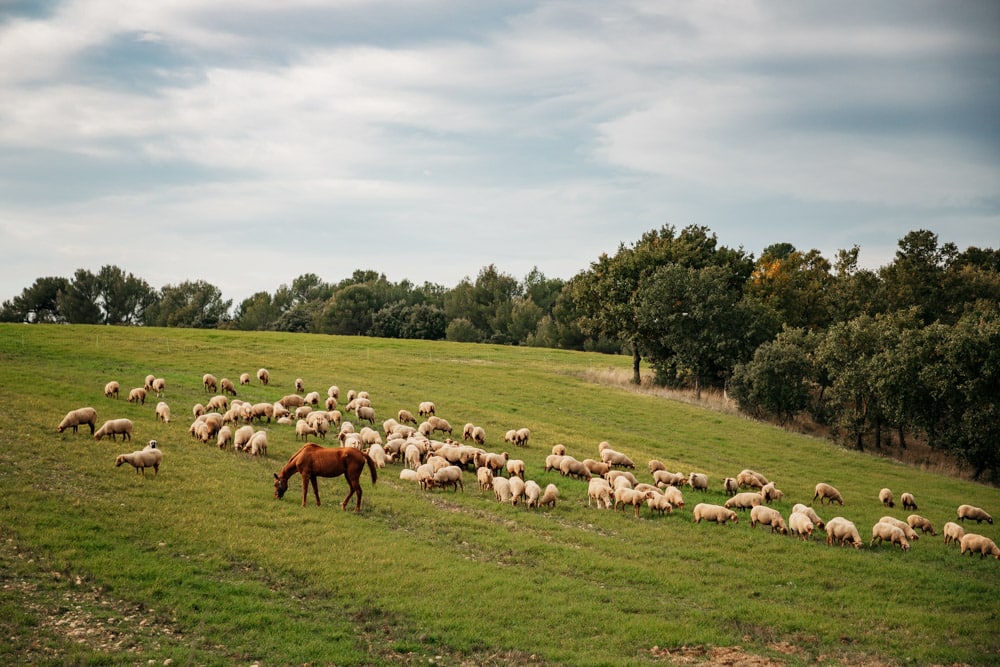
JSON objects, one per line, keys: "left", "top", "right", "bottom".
{"left": 737, "top": 469, "right": 769, "bottom": 489}
{"left": 250, "top": 403, "right": 274, "bottom": 423}
{"left": 94, "top": 418, "right": 133, "bottom": 442}
{"left": 325, "top": 396, "right": 338, "bottom": 411}
{"left": 192, "top": 403, "right": 206, "bottom": 418}
{"left": 127, "top": 387, "right": 147, "bottom": 405}
{"left": 760, "top": 482, "right": 784, "bottom": 504}
{"left": 304, "top": 391, "right": 321, "bottom": 406}
{"left": 907, "top": 514, "right": 937, "bottom": 536}
{"left": 539, "top": 483, "right": 559, "bottom": 509}
{"left": 480, "top": 451, "right": 508, "bottom": 476}
{"left": 279, "top": 394, "right": 304, "bottom": 409}
{"left": 959, "top": 533, "right": 1000, "bottom": 559}
{"left": 295, "top": 378, "right": 305, "bottom": 393}
{"left": 791, "top": 504, "right": 826, "bottom": 530}
{"left": 605, "top": 470, "right": 638, "bottom": 487}
{"left": 723, "top": 477, "right": 738, "bottom": 496}
{"left": 750, "top": 505, "right": 788, "bottom": 534}
{"left": 477, "top": 466, "right": 494, "bottom": 491}
{"left": 504, "top": 429, "right": 517, "bottom": 445}
{"left": 825, "top": 517, "right": 863, "bottom": 548}
{"left": 247, "top": 430, "right": 268, "bottom": 458}
{"left": 240, "top": 373, "right": 251, "bottom": 385}
{"left": 219, "top": 378, "right": 237, "bottom": 396}
{"left": 957, "top": 504, "right": 993, "bottom": 524}
{"left": 544, "top": 454, "right": 565, "bottom": 472}
{"left": 693, "top": 503, "right": 738, "bottom": 525}
{"left": 203, "top": 373, "right": 217, "bottom": 393}
{"left": 647, "top": 494, "right": 674, "bottom": 516}
{"left": 295, "top": 405, "right": 313, "bottom": 420}
{"left": 295, "top": 419, "right": 318, "bottom": 440}
{"left": 356, "top": 406, "right": 376, "bottom": 425}
{"left": 879, "top": 487, "right": 895, "bottom": 508}
{"left": 943, "top": 521, "right": 966, "bottom": 546}
{"left": 878, "top": 516, "right": 919, "bottom": 542}
{"left": 559, "top": 457, "right": 592, "bottom": 480}
{"left": 471, "top": 426, "right": 486, "bottom": 446}
{"left": 144, "top": 374, "right": 156, "bottom": 391}
{"left": 418, "top": 401, "right": 436, "bottom": 417}
{"left": 901, "top": 492, "right": 917, "bottom": 511}
{"left": 431, "top": 465, "right": 464, "bottom": 493}
{"left": 492, "top": 476, "right": 512, "bottom": 503}
{"left": 104, "top": 380, "right": 120, "bottom": 399}
{"left": 725, "top": 492, "right": 764, "bottom": 511}
{"left": 813, "top": 482, "right": 844, "bottom": 506}
{"left": 216, "top": 425, "right": 233, "bottom": 449}
{"left": 155, "top": 402, "right": 171, "bottom": 424}
{"left": 870, "top": 522, "right": 910, "bottom": 551}
{"left": 367, "top": 443, "right": 388, "bottom": 469}
{"left": 358, "top": 426, "right": 381, "bottom": 446}
{"left": 57, "top": 407, "right": 97, "bottom": 434}
{"left": 506, "top": 459, "right": 526, "bottom": 479}
{"left": 588, "top": 478, "right": 613, "bottom": 509}
{"left": 687, "top": 473, "right": 709, "bottom": 491}
{"left": 788, "top": 511, "right": 815, "bottom": 541}
{"left": 615, "top": 487, "right": 654, "bottom": 517}
{"left": 524, "top": 480, "right": 542, "bottom": 508}
{"left": 115, "top": 442, "right": 162, "bottom": 476}
{"left": 404, "top": 444, "right": 422, "bottom": 470}
{"left": 399, "top": 469, "right": 419, "bottom": 482}
{"left": 257, "top": 368, "right": 269, "bottom": 385}
{"left": 462, "top": 423, "right": 475, "bottom": 440}
{"left": 398, "top": 409, "right": 417, "bottom": 425}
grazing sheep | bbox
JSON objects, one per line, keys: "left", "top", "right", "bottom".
{"left": 723, "top": 477, "right": 738, "bottom": 496}
{"left": 813, "top": 482, "right": 844, "bottom": 506}
{"left": 493, "top": 476, "right": 512, "bottom": 503}
{"left": 431, "top": 465, "right": 465, "bottom": 493}
{"left": 878, "top": 516, "right": 920, "bottom": 542}
{"left": 295, "top": 378, "right": 305, "bottom": 393}
{"left": 588, "top": 478, "right": 613, "bottom": 509}
{"left": 151, "top": 378, "right": 165, "bottom": 397}
{"left": 462, "top": 423, "right": 475, "bottom": 440}
{"left": 648, "top": 459, "right": 667, "bottom": 474}
{"left": 367, "top": 443, "right": 388, "bottom": 468}
{"left": 906, "top": 514, "right": 936, "bottom": 536}
{"left": 418, "top": 401, "right": 436, "bottom": 417}
{"left": 791, "top": 504, "right": 826, "bottom": 530}
{"left": 206, "top": 395, "right": 228, "bottom": 412}
{"left": 514, "top": 427, "right": 530, "bottom": 447}
{"left": 725, "top": 492, "right": 764, "bottom": 511}
{"left": 504, "top": 429, "right": 517, "bottom": 446}
{"left": 825, "top": 517, "right": 863, "bottom": 548}
{"left": 250, "top": 403, "right": 274, "bottom": 423}
{"left": 957, "top": 504, "right": 993, "bottom": 524}
{"left": 788, "top": 511, "right": 815, "bottom": 541}
{"left": 606, "top": 470, "right": 638, "bottom": 487}
{"left": 960, "top": 533, "right": 1000, "bottom": 559}
{"left": 879, "top": 488, "right": 895, "bottom": 508}
{"left": 901, "top": 492, "right": 917, "bottom": 511}
{"left": 600, "top": 447, "right": 635, "bottom": 469}
{"left": 583, "top": 459, "right": 610, "bottom": 477}
{"left": 760, "top": 482, "right": 784, "bottom": 504}
{"left": 192, "top": 403, "right": 206, "bottom": 418}
{"left": 325, "top": 396, "right": 338, "bottom": 411}
{"left": 508, "top": 476, "right": 526, "bottom": 505}
{"left": 653, "top": 470, "right": 687, "bottom": 488}
{"left": 539, "top": 483, "right": 559, "bottom": 509}
{"left": 304, "top": 391, "right": 321, "bottom": 406}
{"left": 524, "top": 480, "right": 542, "bottom": 508}
{"left": 326, "top": 385, "right": 338, "bottom": 400}
{"left": 506, "top": 459, "right": 526, "bottom": 479}
{"left": 155, "top": 402, "right": 170, "bottom": 424}
{"left": 398, "top": 409, "right": 417, "bottom": 425}
{"left": 279, "top": 394, "right": 304, "bottom": 409}
{"left": 662, "top": 485, "right": 685, "bottom": 509}
{"left": 203, "top": 373, "right": 217, "bottom": 393}
{"left": 240, "top": 373, "right": 251, "bottom": 385}
{"left": 870, "top": 522, "right": 910, "bottom": 551}
{"left": 693, "top": 503, "right": 738, "bottom": 525}
{"left": 257, "top": 368, "right": 269, "bottom": 385}
{"left": 115, "top": 442, "right": 163, "bottom": 476}
{"left": 247, "top": 430, "right": 268, "bottom": 458}
{"left": 399, "top": 469, "right": 418, "bottom": 482}
{"left": 216, "top": 425, "right": 233, "bottom": 449}
{"left": 233, "top": 425, "right": 255, "bottom": 451}
{"left": 477, "top": 466, "right": 494, "bottom": 491}
{"left": 647, "top": 494, "right": 674, "bottom": 516}
{"left": 104, "top": 380, "right": 120, "bottom": 399}
{"left": 559, "top": 456, "right": 591, "bottom": 481}
{"left": 943, "top": 521, "right": 966, "bottom": 546}
{"left": 57, "top": 407, "right": 97, "bottom": 434}
{"left": 295, "top": 419, "right": 318, "bottom": 440}
{"left": 94, "top": 418, "right": 133, "bottom": 442}
{"left": 615, "top": 487, "right": 654, "bottom": 517}
{"left": 295, "top": 405, "right": 313, "bottom": 420}
{"left": 750, "top": 506, "right": 788, "bottom": 534}
{"left": 544, "top": 455, "right": 565, "bottom": 473}
{"left": 427, "top": 416, "right": 452, "bottom": 434}
{"left": 219, "top": 378, "right": 237, "bottom": 396}
{"left": 737, "top": 469, "right": 769, "bottom": 489}
{"left": 687, "top": 473, "right": 709, "bottom": 491}
{"left": 127, "top": 387, "right": 147, "bottom": 405}
{"left": 357, "top": 406, "right": 376, "bottom": 425}
{"left": 144, "top": 374, "right": 156, "bottom": 391}
{"left": 404, "top": 444, "right": 422, "bottom": 470}
{"left": 471, "top": 426, "right": 486, "bottom": 446}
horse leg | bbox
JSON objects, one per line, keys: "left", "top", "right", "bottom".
{"left": 342, "top": 469, "right": 362, "bottom": 512}
{"left": 311, "top": 475, "right": 321, "bottom": 506}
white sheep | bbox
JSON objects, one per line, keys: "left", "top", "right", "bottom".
{"left": 653, "top": 470, "right": 686, "bottom": 488}
{"left": 506, "top": 459, "right": 526, "bottom": 479}
{"left": 606, "top": 470, "right": 638, "bottom": 487}
{"left": 216, "top": 425, "right": 233, "bottom": 449}
{"left": 791, "top": 503, "right": 826, "bottom": 530}
{"left": 760, "top": 482, "right": 784, "bottom": 504}
{"left": 144, "top": 374, "right": 156, "bottom": 391}
{"left": 508, "top": 476, "right": 526, "bottom": 505}
{"left": 583, "top": 459, "right": 611, "bottom": 477}
{"left": 203, "top": 373, "right": 217, "bottom": 393}
{"left": 192, "top": 403, "right": 206, "bottom": 418}
{"left": 750, "top": 506, "right": 788, "bottom": 534}
{"left": 418, "top": 401, "right": 436, "bottom": 417}
{"left": 295, "top": 378, "right": 305, "bottom": 393}
{"left": 404, "top": 444, "right": 423, "bottom": 470}
{"left": 600, "top": 447, "right": 635, "bottom": 469}
{"left": 615, "top": 487, "right": 654, "bottom": 517}
{"left": 94, "top": 418, "right": 133, "bottom": 442}
{"left": 825, "top": 517, "right": 862, "bottom": 548}
{"left": 788, "top": 511, "right": 815, "bottom": 541}
{"left": 687, "top": 473, "right": 709, "bottom": 491}
{"left": 907, "top": 514, "right": 936, "bottom": 536}
{"left": 471, "top": 426, "right": 486, "bottom": 446}
{"left": 943, "top": 521, "right": 966, "bottom": 546}
{"left": 663, "top": 485, "right": 685, "bottom": 509}
{"left": 959, "top": 533, "right": 1000, "bottom": 559}
{"left": 492, "top": 476, "right": 512, "bottom": 503}
{"left": 901, "top": 492, "right": 917, "bottom": 511}
{"left": 115, "top": 442, "right": 162, "bottom": 476}
{"left": 813, "top": 482, "right": 844, "bottom": 506}
{"left": 279, "top": 394, "right": 304, "bottom": 409}
{"left": 957, "top": 504, "right": 993, "bottom": 524}
{"left": 514, "top": 427, "right": 530, "bottom": 447}
{"left": 233, "top": 425, "right": 255, "bottom": 451}
{"left": 692, "top": 503, "right": 738, "bottom": 525}
{"left": 127, "top": 387, "right": 147, "bottom": 405}
{"left": 737, "top": 469, "right": 769, "bottom": 489}
{"left": 647, "top": 494, "right": 673, "bottom": 516}
{"left": 257, "top": 368, "right": 269, "bottom": 385}
{"left": 544, "top": 454, "right": 566, "bottom": 473}
{"left": 431, "top": 465, "right": 464, "bottom": 493}
{"left": 588, "top": 478, "right": 613, "bottom": 509}
{"left": 356, "top": 406, "right": 376, "bottom": 425}
{"left": 155, "top": 402, "right": 171, "bottom": 424}
{"left": 240, "top": 373, "right": 251, "bottom": 385}
{"left": 870, "top": 522, "right": 910, "bottom": 551}
{"left": 250, "top": 403, "right": 274, "bottom": 423}
{"left": 304, "top": 391, "right": 321, "bottom": 406}
{"left": 878, "top": 516, "right": 919, "bottom": 542}
{"left": 723, "top": 477, "right": 738, "bottom": 496}
{"left": 427, "top": 416, "right": 452, "bottom": 434}
{"left": 879, "top": 487, "right": 895, "bottom": 508}
{"left": 648, "top": 459, "right": 666, "bottom": 474}
{"left": 216, "top": 378, "right": 236, "bottom": 397}
{"left": 524, "top": 480, "right": 542, "bottom": 508}
{"left": 295, "top": 419, "right": 318, "bottom": 440}
{"left": 551, "top": 443, "right": 566, "bottom": 456}
{"left": 104, "top": 380, "right": 120, "bottom": 399}
{"left": 151, "top": 378, "right": 165, "bottom": 397}
{"left": 477, "top": 466, "right": 494, "bottom": 491}
{"left": 57, "top": 407, "right": 98, "bottom": 434}
{"left": 539, "top": 483, "right": 559, "bottom": 509}
{"left": 398, "top": 409, "right": 417, "bottom": 425}
{"left": 247, "top": 430, "right": 268, "bottom": 458}
{"left": 206, "top": 395, "right": 228, "bottom": 412}
{"left": 725, "top": 492, "right": 764, "bottom": 511}
{"left": 399, "top": 469, "right": 418, "bottom": 482}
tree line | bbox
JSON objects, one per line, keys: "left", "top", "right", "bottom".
{"left": 4, "top": 226, "right": 999, "bottom": 479}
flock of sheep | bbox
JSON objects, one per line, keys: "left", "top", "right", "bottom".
{"left": 57, "top": 368, "right": 998, "bottom": 561}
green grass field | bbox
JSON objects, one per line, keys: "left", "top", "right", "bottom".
{"left": 1, "top": 324, "right": 998, "bottom": 666}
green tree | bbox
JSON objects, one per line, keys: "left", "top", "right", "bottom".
{"left": 445, "top": 317, "right": 481, "bottom": 343}
{"left": 747, "top": 246, "right": 833, "bottom": 330}
{"left": 508, "top": 297, "right": 544, "bottom": 344}
{"left": 879, "top": 230, "right": 956, "bottom": 323}
{"left": 730, "top": 327, "right": 814, "bottom": 424}
{"left": 96, "top": 265, "right": 156, "bottom": 325}
{"left": 815, "top": 315, "right": 882, "bottom": 450}
{"left": 0, "top": 276, "right": 69, "bottom": 322}
{"left": 829, "top": 246, "right": 882, "bottom": 322}
{"left": 319, "top": 283, "right": 378, "bottom": 335}
{"left": 145, "top": 280, "right": 232, "bottom": 328}
{"left": 233, "top": 291, "right": 280, "bottom": 331}
{"left": 57, "top": 269, "right": 102, "bottom": 324}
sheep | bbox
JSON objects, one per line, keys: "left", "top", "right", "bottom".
{"left": 605, "top": 470, "right": 638, "bottom": 487}
{"left": 825, "top": 517, "right": 863, "bottom": 548}
{"left": 558, "top": 457, "right": 591, "bottom": 481}
{"left": 647, "top": 494, "right": 674, "bottom": 516}
{"left": 295, "top": 405, "right": 313, "bottom": 420}
{"left": 477, "top": 466, "right": 494, "bottom": 491}
{"left": 760, "top": 482, "right": 784, "bottom": 504}
{"left": 233, "top": 425, "right": 255, "bottom": 451}
{"left": 791, "top": 504, "right": 826, "bottom": 530}
{"left": 588, "top": 478, "right": 613, "bottom": 509}
{"left": 907, "top": 514, "right": 936, "bottom": 536}
{"left": 648, "top": 459, "right": 667, "bottom": 474}
{"left": 144, "top": 374, "right": 156, "bottom": 391}
{"left": 901, "top": 492, "right": 917, "bottom": 511}
{"left": 115, "top": 442, "right": 163, "bottom": 476}
{"left": 737, "top": 469, "right": 769, "bottom": 489}
{"left": 544, "top": 454, "right": 565, "bottom": 472}
{"left": 431, "top": 465, "right": 464, "bottom": 493}
{"left": 725, "top": 492, "right": 764, "bottom": 511}
{"left": 723, "top": 477, "right": 738, "bottom": 496}
{"left": 203, "top": 373, "right": 217, "bottom": 393}
{"left": 492, "top": 476, "right": 512, "bottom": 503}
{"left": 367, "top": 443, "right": 388, "bottom": 469}
{"left": 813, "top": 482, "right": 844, "bottom": 506}
{"left": 94, "top": 418, "right": 133, "bottom": 442}
{"left": 879, "top": 487, "right": 895, "bottom": 508}
{"left": 504, "top": 429, "right": 517, "bottom": 446}
{"left": 418, "top": 401, "right": 436, "bottom": 417}
{"left": 960, "top": 533, "right": 1000, "bottom": 559}
{"left": 357, "top": 406, "right": 376, "bottom": 425}
{"left": 399, "top": 469, "right": 418, "bottom": 482}
{"left": 218, "top": 378, "right": 237, "bottom": 396}
{"left": 427, "top": 416, "right": 452, "bottom": 434}
{"left": 480, "top": 451, "right": 508, "bottom": 477}
{"left": 127, "top": 387, "right": 147, "bottom": 405}
{"left": 653, "top": 470, "right": 687, "bottom": 488}
{"left": 957, "top": 504, "right": 993, "bottom": 524}
{"left": 326, "top": 385, "right": 339, "bottom": 400}
{"left": 295, "top": 419, "right": 318, "bottom": 440}
{"left": 415, "top": 463, "right": 435, "bottom": 490}
{"left": 462, "top": 423, "right": 475, "bottom": 441}
{"left": 397, "top": 409, "right": 417, "bottom": 425}
{"left": 324, "top": 396, "right": 338, "bottom": 411}
{"left": 943, "top": 521, "right": 966, "bottom": 546}
{"left": 257, "top": 368, "right": 269, "bottom": 385}
{"left": 870, "top": 522, "right": 910, "bottom": 551}
{"left": 693, "top": 503, "right": 738, "bottom": 525}
{"left": 514, "top": 427, "right": 530, "bottom": 447}
{"left": 788, "top": 511, "right": 815, "bottom": 541}
{"left": 57, "top": 407, "right": 97, "bottom": 434}
{"left": 600, "top": 447, "right": 635, "bottom": 469}
{"left": 663, "top": 485, "right": 685, "bottom": 509}
{"left": 358, "top": 425, "right": 381, "bottom": 446}
{"left": 508, "top": 476, "right": 526, "bottom": 505}
{"left": 206, "top": 395, "right": 228, "bottom": 412}
{"left": 506, "top": 459, "right": 526, "bottom": 479}
{"left": 539, "top": 483, "right": 559, "bottom": 509}
{"left": 192, "top": 403, "right": 206, "bottom": 418}
{"left": 615, "top": 487, "right": 654, "bottom": 517}
{"left": 247, "top": 430, "right": 268, "bottom": 458}
{"left": 583, "top": 459, "right": 611, "bottom": 477}
{"left": 240, "top": 373, "right": 251, "bottom": 385}
{"left": 611, "top": 475, "right": 633, "bottom": 492}
{"left": 216, "top": 425, "right": 233, "bottom": 449}
{"left": 750, "top": 506, "right": 788, "bottom": 534}
{"left": 471, "top": 426, "right": 486, "bottom": 446}
{"left": 524, "top": 480, "right": 542, "bottom": 508}
{"left": 304, "top": 391, "right": 321, "bottom": 406}
{"left": 687, "top": 473, "right": 709, "bottom": 491}
{"left": 104, "top": 380, "right": 120, "bottom": 399}
{"left": 155, "top": 402, "right": 170, "bottom": 424}
{"left": 295, "top": 378, "right": 305, "bottom": 393}
{"left": 404, "top": 444, "right": 422, "bottom": 470}
{"left": 551, "top": 443, "right": 566, "bottom": 456}
{"left": 250, "top": 402, "right": 274, "bottom": 423}
{"left": 878, "top": 516, "right": 920, "bottom": 542}
{"left": 279, "top": 394, "right": 304, "bottom": 409}
{"left": 346, "top": 389, "right": 357, "bottom": 403}
{"left": 151, "top": 378, "right": 165, "bottom": 397}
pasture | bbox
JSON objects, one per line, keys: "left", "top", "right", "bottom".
{"left": 0, "top": 323, "right": 998, "bottom": 666}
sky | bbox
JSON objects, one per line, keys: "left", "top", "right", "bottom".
{"left": 1, "top": 1, "right": 998, "bottom": 307}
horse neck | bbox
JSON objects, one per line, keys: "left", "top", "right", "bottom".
{"left": 277, "top": 456, "right": 301, "bottom": 481}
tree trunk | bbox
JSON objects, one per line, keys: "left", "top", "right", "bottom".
{"left": 631, "top": 341, "right": 641, "bottom": 385}
{"left": 897, "top": 425, "right": 906, "bottom": 449}
{"left": 874, "top": 416, "right": 882, "bottom": 450}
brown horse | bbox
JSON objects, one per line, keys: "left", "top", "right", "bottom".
{"left": 274, "top": 443, "right": 378, "bottom": 510}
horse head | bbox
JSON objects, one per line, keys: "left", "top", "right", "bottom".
{"left": 273, "top": 472, "right": 289, "bottom": 499}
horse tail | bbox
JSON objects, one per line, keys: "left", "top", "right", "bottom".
{"left": 365, "top": 452, "right": 378, "bottom": 486}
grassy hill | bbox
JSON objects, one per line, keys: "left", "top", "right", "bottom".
{"left": 1, "top": 324, "right": 997, "bottom": 666}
